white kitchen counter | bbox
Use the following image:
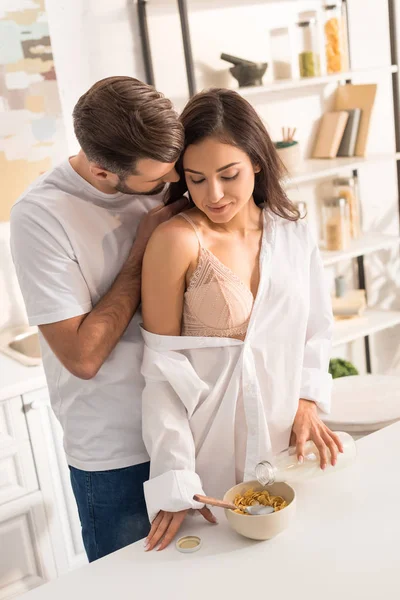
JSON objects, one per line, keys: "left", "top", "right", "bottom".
{"left": 0, "top": 353, "right": 46, "bottom": 401}
{"left": 20, "top": 421, "right": 400, "bottom": 600}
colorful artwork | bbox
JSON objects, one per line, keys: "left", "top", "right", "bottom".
{"left": 0, "top": 0, "right": 66, "bottom": 221}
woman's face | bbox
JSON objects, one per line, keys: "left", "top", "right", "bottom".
{"left": 183, "top": 137, "right": 259, "bottom": 223}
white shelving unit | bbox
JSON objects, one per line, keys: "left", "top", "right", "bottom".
{"left": 286, "top": 153, "right": 400, "bottom": 187}
{"left": 168, "top": 1, "right": 400, "bottom": 373}
{"left": 333, "top": 310, "right": 400, "bottom": 347}
{"left": 322, "top": 232, "right": 400, "bottom": 266}
{"left": 238, "top": 65, "right": 398, "bottom": 98}
{"left": 172, "top": 66, "right": 399, "bottom": 112}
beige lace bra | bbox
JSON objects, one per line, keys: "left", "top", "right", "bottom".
{"left": 179, "top": 213, "right": 254, "bottom": 340}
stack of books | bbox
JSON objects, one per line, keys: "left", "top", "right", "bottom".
{"left": 312, "top": 84, "right": 377, "bottom": 159}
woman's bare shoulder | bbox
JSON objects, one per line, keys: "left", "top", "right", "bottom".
{"left": 143, "top": 209, "right": 200, "bottom": 271}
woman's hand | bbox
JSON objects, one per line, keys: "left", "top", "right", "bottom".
{"left": 144, "top": 506, "right": 217, "bottom": 552}
{"left": 290, "top": 399, "right": 344, "bottom": 469}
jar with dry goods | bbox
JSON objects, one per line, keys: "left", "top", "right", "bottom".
{"left": 296, "top": 18, "right": 321, "bottom": 78}
{"left": 323, "top": 2, "right": 349, "bottom": 73}
{"left": 322, "top": 196, "right": 350, "bottom": 251}
{"left": 295, "top": 200, "right": 308, "bottom": 220}
{"left": 333, "top": 175, "right": 361, "bottom": 239}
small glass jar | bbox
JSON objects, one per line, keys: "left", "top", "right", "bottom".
{"left": 322, "top": 196, "right": 350, "bottom": 251}
{"left": 270, "top": 27, "right": 294, "bottom": 80}
{"left": 334, "top": 274, "right": 346, "bottom": 297}
{"left": 323, "top": 2, "right": 348, "bottom": 74}
{"left": 255, "top": 431, "right": 357, "bottom": 486}
{"left": 296, "top": 18, "right": 321, "bottom": 78}
{"left": 340, "top": 0, "right": 350, "bottom": 71}
{"left": 295, "top": 200, "right": 308, "bottom": 220}
{"left": 333, "top": 175, "right": 361, "bottom": 240}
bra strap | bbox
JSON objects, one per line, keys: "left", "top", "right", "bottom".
{"left": 178, "top": 213, "right": 203, "bottom": 247}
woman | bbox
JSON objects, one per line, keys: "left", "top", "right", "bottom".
{"left": 140, "top": 89, "right": 342, "bottom": 551}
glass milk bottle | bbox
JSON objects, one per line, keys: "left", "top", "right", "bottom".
{"left": 255, "top": 431, "right": 357, "bottom": 485}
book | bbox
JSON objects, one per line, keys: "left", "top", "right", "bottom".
{"left": 332, "top": 289, "right": 367, "bottom": 319}
{"left": 337, "top": 108, "right": 362, "bottom": 157}
{"left": 312, "top": 111, "right": 349, "bottom": 159}
{"left": 334, "top": 84, "right": 377, "bottom": 157}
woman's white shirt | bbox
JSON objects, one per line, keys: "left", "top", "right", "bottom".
{"left": 141, "top": 211, "right": 333, "bottom": 522}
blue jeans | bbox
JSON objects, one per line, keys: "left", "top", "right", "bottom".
{"left": 69, "top": 462, "right": 150, "bottom": 562}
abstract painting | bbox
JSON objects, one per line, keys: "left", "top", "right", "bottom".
{"left": 0, "top": 0, "right": 66, "bottom": 220}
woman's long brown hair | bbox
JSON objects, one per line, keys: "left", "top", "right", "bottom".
{"left": 167, "top": 88, "right": 299, "bottom": 221}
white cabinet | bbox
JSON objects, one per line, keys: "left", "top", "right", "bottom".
{"left": 0, "top": 396, "right": 38, "bottom": 506}
{"left": 0, "top": 393, "right": 56, "bottom": 599}
{"left": 0, "top": 441, "right": 38, "bottom": 506}
{"left": 22, "top": 388, "right": 86, "bottom": 574}
{"left": 0, "top": 493, "right": 56, "bottom": 600}
{"left": 0, "top": 386, "right": 86, "bottom": 600}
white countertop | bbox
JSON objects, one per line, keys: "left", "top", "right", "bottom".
{"left": 21, "top": 421, "right": 400, "bottom": 600}
{"left": 0, "top": 353, "right": 46, "bottom": 401}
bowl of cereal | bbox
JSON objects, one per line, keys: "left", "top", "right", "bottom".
{"left": 223, "top": 480, "right": 296, "bottom": 541}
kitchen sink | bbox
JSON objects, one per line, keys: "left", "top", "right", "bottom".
{"left": 0, "top": 325, "right": 42, "bottom": 366}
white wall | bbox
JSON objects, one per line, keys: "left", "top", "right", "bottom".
{"left": 45, "top": 0, "right": 147, "bottom": 153}
{"left": 0, "top": 222, "right": 28, "bottom": 330}
{"left": 13, "top": 0, "right": 400, "bottom": 375}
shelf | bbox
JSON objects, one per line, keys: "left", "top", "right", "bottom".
{"left": 321, "top": 232, "right": 400, "bottom": 266}
{"left": 238, "top": 65, "right": 398, "bottom": 97}
{"left": 171, "top": 65, "right": 398, "bottom": 110}
{"left": 333, "top": 309, "right": 400, "bottom": 347}
{"left": 286, "top": 153, "right": 400, "bottom": 187}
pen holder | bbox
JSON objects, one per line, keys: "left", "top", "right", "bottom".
{"left": 274, "top": 140, "right": 302, "bottom": 174}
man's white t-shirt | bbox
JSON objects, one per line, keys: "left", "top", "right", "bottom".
{"left": 10, "top": 159, "right": 164, "bottom": 471}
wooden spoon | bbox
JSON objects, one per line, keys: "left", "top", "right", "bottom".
{"left": 193, "top": 494, "right": 274, "bottom": 515}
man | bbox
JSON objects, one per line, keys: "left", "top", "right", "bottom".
{"left": 10, "top": 76, "right": 188, "bottom": 562}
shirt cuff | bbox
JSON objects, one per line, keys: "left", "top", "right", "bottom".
{"left": 144, "top": 470, "right": 206, "bottom": 523}
{"left": 300, "top": 367, "right": 332, "bottom": 414}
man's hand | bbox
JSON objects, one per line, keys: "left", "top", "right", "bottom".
{"left": 135, "top": 196, "right": 189, "bottom": 257}
{"left": 145, "top": 506, "right": 217, "bottom": 552}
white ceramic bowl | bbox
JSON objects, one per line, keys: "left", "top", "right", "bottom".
{"left": 223, "top": 480, "right": 296, "bottom": 541}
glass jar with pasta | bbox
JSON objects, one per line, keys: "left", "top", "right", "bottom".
{"left": 323, "top": 2, "right": 349, "bottom": 73}
{"left": 255, "top": 431, "right": 356, "bottom": 486}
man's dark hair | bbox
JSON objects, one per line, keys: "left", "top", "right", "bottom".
{"left": 73, "top": 76, "right": 184, "bottom": 177}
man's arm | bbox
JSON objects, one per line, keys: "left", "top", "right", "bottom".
{"left": 39, "top": 241, "right": 142, "bottom": 380}
{"left": 35, "top": 198, "right": 188, "bottom": 379}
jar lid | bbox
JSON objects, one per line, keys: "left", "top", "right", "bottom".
{"left": 296, "top": 19, "right": 316, "bottom": 27}
{"left": 295, "top": 200, "right": 307, "bottom": 210}
{"left": 176, "top": 535, "right": 202, "bottom": 553}
{"left": 333, "top": 176, "right": 354, "bottom": 186}
{"left": 324, "top": 196, "right": 348, "bottom": 207}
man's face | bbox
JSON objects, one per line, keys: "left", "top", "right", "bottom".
{"left": 104, "top": 159, "right": 180, "bottom": 195}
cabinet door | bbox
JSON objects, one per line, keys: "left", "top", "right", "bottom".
{"left": 23, "top": 388, "right": 87, "bottom": 574}
{"left": 0, "top": 492, "right": 57, "bottom": 600}
{"left": 0, "top": 396, "right": 38, "bottom": 504}
{"left": 0, "top": 441, "right": 38, "bottom": 505}
{"left": 0, "top": 395, "right": 29, "bottom": 448}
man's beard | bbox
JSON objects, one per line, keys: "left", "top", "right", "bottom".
{"left": 114, "top": 178, "right": 166, "bottom": 196}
